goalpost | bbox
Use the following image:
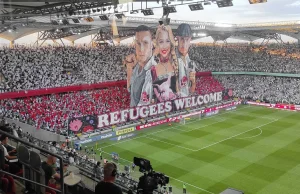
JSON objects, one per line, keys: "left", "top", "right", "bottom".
{"left": 179, "top": 113, "right": 202, "bottom": 125}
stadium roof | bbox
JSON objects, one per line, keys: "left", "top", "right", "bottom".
{"left": 0, "top": 0, "right": 300, "bottom": 43}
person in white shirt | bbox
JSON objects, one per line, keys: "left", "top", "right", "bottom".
{"left": 68, "top": 153, "right": 75, "bottom": 165}
{"left": 0, "top": 134, "right": 22, "bottom": 174}
{"left": 0, "top": 134, "right": 17, "bottom": 160}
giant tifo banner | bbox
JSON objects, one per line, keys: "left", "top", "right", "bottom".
{"left": 67, "top": 90, "right": 230, "bottom": 132}
{"left": 68, "top": 23, "right": 234, "bottom": 132}
{"left": 124, "top": 23, "right": 207, "bottom": 108}
{"left": 97, "top": 91, "right": 229, "bottom": 128}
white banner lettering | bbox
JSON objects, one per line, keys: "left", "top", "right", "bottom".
{"left": 97, "top": 92, "right": 223, "bottom": 128}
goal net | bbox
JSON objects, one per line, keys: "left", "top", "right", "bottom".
{"left": 179, "top": 113, "right": 202, "bottom": 125}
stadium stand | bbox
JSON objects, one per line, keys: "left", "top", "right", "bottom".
{"left": 195, "top": 76, "right": 225, "bottom": 95}
{"left": 0, "top": 46, "right": 133, "bottom": 91}
{"left": 190, "top": 45, "right": 300, "bottom": 73}
{"left": 216, "top": 75, "right": 300, "bottom": 104}
{"left": 1, "top": 87, "right": 130, "bottom": 134}
{"left": 1, "top": 45, "right": 300, "bottom": 93}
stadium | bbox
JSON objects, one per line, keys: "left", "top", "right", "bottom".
{"left": 0, "top": 0, "right": 300, "bottom": 194}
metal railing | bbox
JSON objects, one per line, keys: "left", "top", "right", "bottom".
{"left": 0, "top": 130, "right": 65, "bottom": 194}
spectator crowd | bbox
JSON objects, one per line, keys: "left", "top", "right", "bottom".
{"left": 216, "top": 75, "right": 300, "bottom": 104}
{"left": 189, "top": 45, "right": 300, "bottom": 73}
{"left": 1, "top": 87, "right": 130, "bottom": 134}
{"left": 0, "top": 46, "right": 133, "bottom": 91}
{"left": 1, "top": 45, "right": 300, "bottom": 92}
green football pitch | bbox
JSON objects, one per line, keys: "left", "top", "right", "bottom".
{"left": 85, "top": 105, "right": 300, "bottom": 194}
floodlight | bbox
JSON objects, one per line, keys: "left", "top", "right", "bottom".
{"left": 51, "top": 20, "right": 59, "bottom": 25}
{"left": 115, "top": 13, "right": 124, "bottom": 19}
{"left": 163, "top": 6, "right": 176, "bottom": 15}
{"left": 62, "top": 19, "right": 69, "bottom": 25}
{"left": 130, "top": 10, "right": 139, "bottom": 14}
{"left": 189, "top": 3, "right": 204, "bottom": 11}
{"left": 142, "top": 9, "right": 154, "bottom": 16}
{"left": 99, "top": 15, "right": 109, "bottom": 20}
{"left": 216, "top": 0, "right": 233, "bottom": 8}
{"left": 72, "top": 18, "right": 80, "bottom": 23}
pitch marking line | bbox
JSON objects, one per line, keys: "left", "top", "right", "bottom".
{"left": 236, "top": 127, "right": 263, "bottom": 140}
{"left": 145, "top": 119, "right": 277, "bottom": 152}
{"left": 100, "top": 118, "right": 225, "bottom": 150}
{"left": 100, "top": 105, "right": 254, "bottom": 149}
{"left": 194, "top": 119, "right": 277, "bottom": 151}
{"left": 101, "top": 119, "right": 278, "bottom": 153}
{"left": 175, "top": 119, "right": 227, "bottom": 132}
{"left": 181, "top": 104, "right": 252, "bottom": 126}
{"left": 100, "top": 150, "right": 215, "bottom": 194}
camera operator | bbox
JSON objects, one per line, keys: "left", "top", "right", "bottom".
{"left": 95, "top": 162, "right": 122, "bottom": 194}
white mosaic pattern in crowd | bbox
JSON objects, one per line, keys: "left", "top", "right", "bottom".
{"left": 216, "top": 75, "right": 300, "bottom": 104}
{"left": 0, "top": 46, "right": 133, "bottom": 91}
{"left": 189, "top": 45, "right": 300, "bottom": 74}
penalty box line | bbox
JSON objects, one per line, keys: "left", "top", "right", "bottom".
{"left": 144, "top": 118, "right": 277, "bottom": 152}
{"left": 175, "top": 119, "right": 227, "bottom": 132}
{"left": 194, "top": 118, "right": 278, "bottom": 152}
{"left": 100, "top": 118, "right": 226, "bottom": 150}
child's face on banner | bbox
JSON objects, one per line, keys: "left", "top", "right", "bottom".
{"left": 157, "top": 30, "right": 171, "bottom": 58}
{"left": 178, "top": 36, "right": 192, "bottom": 56}
{"left": 135, "top": 31, "right": 152, "bottom": 65}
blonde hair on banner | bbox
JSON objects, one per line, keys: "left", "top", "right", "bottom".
{"left": 154, "top": 25, "right": 179, "bottom": 78}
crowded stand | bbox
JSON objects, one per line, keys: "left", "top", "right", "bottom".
{"left": 215, "top": 75, "right": 300, "bottom": 104}
{"left": 0, "top": 87, "right": 130, "bottom": 134}
{"left": 0, "top": 46, "right": 133, "bottom": 91}
{"left": 1, "top": 45, "right": 300, "bottom": 92}
{"left": 189, "top": 45, "right": 300, "bottom": 74}
{"left": 195, "top": 76, "right": 224, "bottom": 95}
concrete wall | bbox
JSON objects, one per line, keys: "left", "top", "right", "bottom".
{"left": 6, "top": 118, "right": 66, "bottom": 142}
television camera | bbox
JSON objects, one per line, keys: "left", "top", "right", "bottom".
{"left": 134, "top": 157, "right": 169, "bottom": 194}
